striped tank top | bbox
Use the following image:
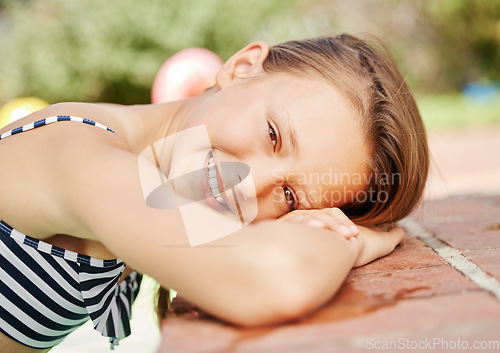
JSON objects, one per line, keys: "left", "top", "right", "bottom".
{"left": 0, "top": 116, "right": 142, "bottom": 349}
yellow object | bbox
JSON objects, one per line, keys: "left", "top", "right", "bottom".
{"left": 0, "top": 97, "right": 49, "bottom": 129}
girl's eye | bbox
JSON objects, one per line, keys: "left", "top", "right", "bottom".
{"left": 268, "top": 123, "right": 277, "bottom": 149}
{"left": 283, "top": 186, "right": 298, "bottom": 212}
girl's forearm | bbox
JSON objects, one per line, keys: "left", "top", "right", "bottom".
{"left": 159, "top": 220, "right": 359, "bottom": 326}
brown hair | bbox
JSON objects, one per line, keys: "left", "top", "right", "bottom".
{"left": 155, "top": 34, "right": 429, "bottom": 322}
{"left": 263, "top": 34, "right": 429, "bottom": 226}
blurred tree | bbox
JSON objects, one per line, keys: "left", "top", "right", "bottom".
{"left": 1, "top": 0, "right": 498, "bottom": 104}
{"left": 423, "top": 0, "right": 500, "bottom": 90}
{"left": 0, "top": 0, "right": 299, "bottom": 104}
{"left": 303, "top": 0, "right": 500, "bottom": 93}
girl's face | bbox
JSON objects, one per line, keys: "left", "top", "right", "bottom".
{"left": 179, "top": 71, "right": 370, "bottom": 221}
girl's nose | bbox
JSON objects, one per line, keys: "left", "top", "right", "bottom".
{"left": 220, "top": 159, "right": 277, "bottom": 197}
{"left": 245, "top": 159, "right": 283, "bottom": 197}
{"left": 218, "top": 161, "right": 259, "bottom": 223}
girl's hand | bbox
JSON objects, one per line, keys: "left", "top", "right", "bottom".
{"left": 277, "top": 207, "right": 360, "bottom": 239}
{"left": 277, "top": 208, "right": 405, "bottom": 267}
{"left": 350, "top": 225, "right": 406, "bottom": 267}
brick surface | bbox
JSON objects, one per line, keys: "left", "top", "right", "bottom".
{"left": 339, "top": 266, "right": 480, "bottom": 306}
{"left": 417, "top": 195, "right": 500, "bottom": 250}
{"left": 157, "top": 292, "right": 500, "bottom": 353}
{"left": 156, "top": 261, "right": 484, "bottom": 353}
{"left": 464, "top": 248, "right": 500, "bottom": 281}
{"left": 420, "top": 196, "right": 500, "bottom": 224}
{"left": 423, "top": 219, "right": 500, "bottom": 250}
{"left": 479, "top": 194, "right": 500, "bottom": 208}
{"left": 349, "top": 237, "right": 446, "bottom": 276}
{"left": 425, "top": 127, "right": 500, "bottom": 199}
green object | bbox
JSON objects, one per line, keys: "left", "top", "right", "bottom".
{"left": 418, "top": 93, "right": 500, "bottom": 130}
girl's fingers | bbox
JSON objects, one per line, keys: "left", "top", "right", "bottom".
{"left": 279, "top": 208, "right": 360, "bottom": 239}
{"left": 307, "top": 219, "right": 326, "bottom": 228}
{"left": 304, "top": 211, "right": 359, "bottom": 239}
{"left": 318, "top": 208, "right": 360, "bottom": 237}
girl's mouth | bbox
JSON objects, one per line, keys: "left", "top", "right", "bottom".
{"left": 207, "top": 152, "right": 226, "bottom": 206}
{"left": 202, "top": 150, "right": 231, "bottom": 212}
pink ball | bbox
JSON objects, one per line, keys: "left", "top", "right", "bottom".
{"left": 151, "top": 48, "right": 223, "bottom": 104}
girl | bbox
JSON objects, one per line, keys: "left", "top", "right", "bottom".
{"left": 0, "top": 34, "right": 428, "bottom": 352}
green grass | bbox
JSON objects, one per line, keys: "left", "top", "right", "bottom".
{"left": 416, "top": 93, "right": 500, "bottom": 131}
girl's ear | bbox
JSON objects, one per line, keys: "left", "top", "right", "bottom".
{"left": 215, "top": 42, "right": 270, "bottom": 88}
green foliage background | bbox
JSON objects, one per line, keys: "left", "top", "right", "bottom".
{"left": 0, "top": 0, "right": 304, "bottom": 104}
{"left": 424, "top": 0, "right": 500, "bottom": 90}
{"left": 0, "top": 0, "right": 499, "bottom": 106}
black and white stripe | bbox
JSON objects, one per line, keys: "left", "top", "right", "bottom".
{"left": 0, "top": 220, "right": 141, "bottom": 349}
{"left": 0, "top": 117, "right": 141, "bottom": 349}
{"left": 0, "top": 115, "right": 115, "bottom": 141}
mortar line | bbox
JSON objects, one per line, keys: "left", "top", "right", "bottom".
{"left": 400, "top": 218, "right": 500, "bottom": 301}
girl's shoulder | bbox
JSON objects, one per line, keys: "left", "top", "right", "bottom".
{"left": 0, "top": 101, "right": 162, "bottom": 149}
{"left": 0, "top": 103, "right": 140, "bottom": 240}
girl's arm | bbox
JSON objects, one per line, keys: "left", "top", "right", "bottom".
{"left": 42, "top": 121, "right": 401, "bottom": 327}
